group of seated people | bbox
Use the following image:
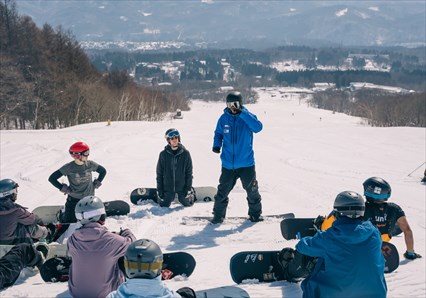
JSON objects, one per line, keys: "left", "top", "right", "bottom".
{"left": 0, "top": 176, "right": 422, "bottom": 297}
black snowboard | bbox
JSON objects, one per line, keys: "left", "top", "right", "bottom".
{"left": 182, "top": 212, "right": 295, "bottom": 225}
{"left": 281, "top": 217, "right": 403, "bottom": 239}
{"left": 104, "top": 200, "right": 130, "bottom": 217}
{"left": 230, "top": 242, "right": 399, "bottom": 284}
{"left": 40, "top": 251, "right": 196, "bottom": 283}
{"left": 130, "top": 187, "right": 216, "bottom": 205}
{"left": 230, "top": 250, "right": 285, "bottom": 283}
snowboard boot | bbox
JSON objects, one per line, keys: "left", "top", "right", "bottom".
{"left": 28, "top": 247, "right": 45, "bottom": 271}
{"left": 249, "top": 215, "right": 264, "bottom": 222}
{"left": 210, "top": 215, "right": 224, "bottom": 224}
{"left": 278, "top": 247, "right": 296, "bottom": 281}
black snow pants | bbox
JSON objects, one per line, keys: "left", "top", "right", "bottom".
{"left": 213, "top": 166, "right": 262, "bottom": 218}
{"left": 158, "top": 191, "right": 194, "bottom": 208}
{"left": 0, "top": 243, "right": 41, "bottom": 290}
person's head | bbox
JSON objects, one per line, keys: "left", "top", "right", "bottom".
{"left": 363, "top": 177, "right": 391, "bottom": 203}
{"left": 69, "top": 142, "right": 90, "bottom": 164}
{"left": 0, "top": 179, "right": 19, "bottom": 202}
{"left": 75, "top": 195, "right": 106, "bottom": 225}
{"left": 165, "top": 128, "right": 180, "bottom": 149}
{"left": 124, "top": 239, "right": 163, "bottom": 279}
{"left": 226, "top": 91, "right": 243, "bottom": 114}
{"left": 333, "top": 191, "right": 365, "bottom": 219}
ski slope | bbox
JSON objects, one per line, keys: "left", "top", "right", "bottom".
{"left": 0, "top": 88, "right": 425, "bottom": 297}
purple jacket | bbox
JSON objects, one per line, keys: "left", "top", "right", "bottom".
{"left": 67, "top": 223, "right": 135, "bottom": 298}
{"left": 0, "top": 203, "right": 47, "bottom": 244}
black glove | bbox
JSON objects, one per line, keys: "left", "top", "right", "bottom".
{"left": 313, "top": 215, "right": 325, "bottom": 231}
{"left": 212, "top": 147, "right": 221, "bottom": 154}
{"left": 119, "top": 228, "right": 132, "bottom": 238}
{"left": 93, "top": 179, "right": 102, "bottom": 189}
{"left": 60, "top": 184, "right": 71, "bottom": 195}
{"left": 176, "top": 287, "right": 196, "bottom": 298}
{"left": 404, "top": 251, "right": 422, "bottom": 260}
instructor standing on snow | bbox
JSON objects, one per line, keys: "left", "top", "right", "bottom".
{"left": 211, "top": 91, "right": 263, "bottom": 224}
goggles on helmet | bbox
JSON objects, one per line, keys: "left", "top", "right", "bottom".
{"left": 0, "top": 188, "right": 18, "bottom": 199}
{"left": 166, "top": 130, "right": 180, "bottom": 140}
{"left": 227, "top": 101, "right": 240, "bottom": 110}
{"left": 69, "top": 150, "right": 90, "bottom": 158}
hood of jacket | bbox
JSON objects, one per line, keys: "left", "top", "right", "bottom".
{"left": 72, "top": 222, "right": 108, "bottom": 242}
{"left": 331, "top": 217, "right": 377, "bottom": 244}
{"left": 108, "top": 276, "right": 179, "bottom": 298}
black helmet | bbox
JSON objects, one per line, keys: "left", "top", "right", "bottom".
{"left": 363, "top": 177, "right": 391, "bottom": 201}
{"left": 124, "top": 239, "right": 163, "bottom": 279}
{"left": 164, "top": 128, "right": 180, "bottom": 143}
{"left": 333, "top": 191, "right": 365, "bottom": 218}
{"left": 226, "top": 91, "right": 243, "bottom": 110}
{"left": 0, "top": 179, "right": 19, "bottom": 201}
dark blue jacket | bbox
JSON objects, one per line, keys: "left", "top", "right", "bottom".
{"left": 213, "top": 107, "right": 262, "bottom": 170}
{"left": 296, "top": 217, "right": 387, "bottom": 298}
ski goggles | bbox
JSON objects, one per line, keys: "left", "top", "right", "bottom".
{"left": 0, "top": 187, "right": 18, "bottom": 199}
{"left": 69, "top": 150, "right": 90, "bottom": 158}
{"left": 226, "top": 101, "right": 240, "bottom": 110}
{"left": 166, "top": 130, "right": 180, "bottom": 140}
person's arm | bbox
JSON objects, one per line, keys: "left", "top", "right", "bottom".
{"left": 156, "top": 153, "right": 165, "bottom": 194}
{"left": 95, "top": 165, "right": 107, "bottom": 182}
{"left": 16, "top": 207, "right": 38, "bottom": 226}
{"left": 397, "top": 216, "right": 415, "bottom": 252}
{"left": 48, "top": 170, "right": 64, "bottom": 190}
{"left": 239, "top": 108, "right": 263, "bottom": 133}
{"left": 106, "top": 229, "right": 136, "bottom": 259}
{"left": 185, "top": 151, "right": 193, "bottom": 192}
{"left": 213, "top": 117, "right": 223, "bottom": 152}
{"left": 295, "top": 230, "right": 328, "bottom": 259}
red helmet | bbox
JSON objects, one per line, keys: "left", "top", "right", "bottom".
{"left": 69, "top": 142, "right": 90, "bottom": 158}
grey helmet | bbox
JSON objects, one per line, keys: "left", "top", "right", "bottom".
{"left": 124, "top": 239, "right": 163, "bottom": 279}
{"left": 333, "top": 191, "right": 365, "bottom": 218}
{"left": 75, "top": 196, "right": 106, "bottom": 225}
{"left": 0, "top": 179, "right": 19, "bottom": 201}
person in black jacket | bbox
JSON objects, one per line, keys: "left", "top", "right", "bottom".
{"left": 156, "top": 129, "right": 194, "bottom": 207}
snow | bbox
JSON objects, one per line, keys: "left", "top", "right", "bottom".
{"left": 369, "top": 6, "right": 380, "bottom": 12}
{"left": 270, "top": 60, "right": 306, "bottom": 72}
{"left": 0, "top": 88, "right": 425, "bottom": 297}
{"left": 335, "top": 8, "right": 348, "bottom": 17}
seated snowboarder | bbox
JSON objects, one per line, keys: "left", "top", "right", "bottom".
{"left": 107, "top": 238, "right": 195, "bottom": 298}
{"left": 0, "top": 243, "right": 44, "bottom": 290}
{"left": 278, "top": 191, "right": 387, "bottom": 298}
{"left": 48, "top": 141, "right": 107, "bottom": 223}
{"left": 0, "top": 179, "right": 51, "bottom": 245}
{"left": 67, "top": 195, "right": 135, "bottom": 298}
{"left": 156, "top": 128, "right": 194, "bottom": 208}
{"left": 317, "top": 177, "right": 422, "bottom": 260}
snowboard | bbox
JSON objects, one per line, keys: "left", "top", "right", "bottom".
{"left": 40, "top": 251, "right": 196, "bottom": 283}
{"left": 32, "top": 200, "right": 130, "bottom": 224}
{"left": 230, "top": 242, "right": 399, "bottom": 284}
{"left": 0, "top": 242, "right": 67, "bottom": 260}
{"left": 281, "top": 217, "right": 403, "bottom": 239}
{"left": 195, "top": 286, "right": 249, "bottom": 298}
{"left": 130, "top": 187, "right": 216, "bottom": 205}
{"left": 182, "top": 212, "right": 295, "bottom": 225}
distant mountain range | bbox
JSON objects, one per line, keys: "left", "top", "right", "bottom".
{"left": 16, "top": 1, "right": 426, "bottom": 49}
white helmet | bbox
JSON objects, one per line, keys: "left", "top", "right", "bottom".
{"left": 75, "top": 196, "right": 106, "bottom": 225}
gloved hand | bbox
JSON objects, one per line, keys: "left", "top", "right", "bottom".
{"left": 93, "top": 179, "right": 102, "bottom": 189}
{"left": 60, "top": 184, "right": 71, "bottom": 195}
{"left": 212, "top": 147, "right": 220, "bottom": 154}
{"left": 119, "top": 228, "right": 132, "bottom": 238}
{"left": 313, "top": 215, "right": 325, "bottom": 231}
{"left": 176, "top": 287, "right": 196, "bottom": 298}
{"left": 404, "top": 250, "right": 422, "bottom": 260}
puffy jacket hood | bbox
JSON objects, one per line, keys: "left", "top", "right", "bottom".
{"left": 107, "top": 276, "right": 181, "bottom": 298}
{"left": 72, "top": 222, "right": 107, "bottom": 242}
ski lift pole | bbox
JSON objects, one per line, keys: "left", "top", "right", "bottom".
{"left": 407, "top": 162, "right": 425, "bottom": 177}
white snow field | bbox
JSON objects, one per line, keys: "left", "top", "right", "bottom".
{"left": 0, "top": 88, "right": 425, "bottom": 297}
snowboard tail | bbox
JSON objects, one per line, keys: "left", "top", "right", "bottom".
{"left": 32, "top": 200, "right": 130, "bottom": 224}
{"left": 40, "top": 251, "right": 196, "bottom": 283}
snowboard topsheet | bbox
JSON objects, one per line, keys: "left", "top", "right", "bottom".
{"left": 182, "top": 212, "right": 295, "bottom": 225}
{"left": 130, "top": 187, "right": 216, "bottom": 205}
{"left": 32, "top": 200, "right": 130, "bottom": 224}
{"left": 195, "top": 286, "right": 250, "bottom": 298}
{"left": 0, "top": 242, "right": 67, "bottom": 260}
{"left": 40, "top": 251, "right": 196, "bottom": 283}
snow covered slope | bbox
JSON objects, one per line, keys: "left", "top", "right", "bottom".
{"left": 0, "top": 88, "right": 425, "bottom": 297}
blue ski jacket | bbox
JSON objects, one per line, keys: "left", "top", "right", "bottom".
{"left": 296, "top": 217, "right": 387, "bottom": 298}
{"left": 213, "top": 107, "right": 262, "bottom": 170}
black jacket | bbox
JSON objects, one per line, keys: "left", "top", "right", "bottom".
{"left": 156, "top": 144, "right": 193, "bottom": 194}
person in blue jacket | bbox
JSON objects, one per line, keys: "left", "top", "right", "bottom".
{"left": 211, "top": 91, "right": 263, "bottom": 224}
{"left": 279, "top": 191, "right": 387, "bottom": 298}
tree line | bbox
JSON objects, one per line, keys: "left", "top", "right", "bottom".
{"left": 309, "top": 89, "right": 426, "bottom": 127}
{"left": 0, "top": 0, "right": 188, "bottom": 130}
